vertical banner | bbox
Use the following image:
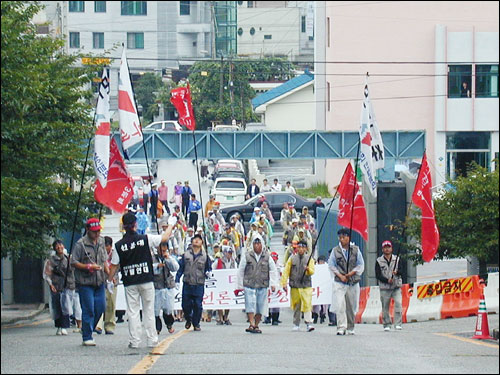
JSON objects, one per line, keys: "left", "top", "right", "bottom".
{"left": 93, "top": 69, "right": 110, "bottom": 188}
{"left": 170, "top": 83, "right": 196, "bottom": 131}
{"left": 118, "top": 48, "right": 143, "bottom": 150}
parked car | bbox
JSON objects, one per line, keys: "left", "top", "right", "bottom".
{"left": 219, "top": 192, "right": 316, "bottom": 223}
{"left": 126, "top": 162, "right": 155, "bottom": 180}
{"left": 143, "top": 120, "right": 182, "bottom": 132}
{"left": 210, "top": 177, "right": 247, "bottom": 208}
{"left": 216, "top": 159, "right": 244, "bottom": 171}
{"left": 211, "top": 167, "right": 247, "bottom": 182}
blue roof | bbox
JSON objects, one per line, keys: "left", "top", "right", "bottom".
{"left": 251, "top": 71, "right": 314, "bottom": 109}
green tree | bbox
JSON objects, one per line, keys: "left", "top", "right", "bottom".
{"left": 401, "top": 162, "right": 499, "bottom": 275}
{"left": 134, "top": 72, "right": 163, "bottom": 124}
{"left": 187, "top": 58, "right": 297, "bottom": 129}
{"left": 1, "top": 1, "right": 101, "bottom": 260}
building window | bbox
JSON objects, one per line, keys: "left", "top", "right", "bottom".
{"left": 69, "top": 1, "right": 85, "bottom": 12}
{"left": 247, "top": 1, "right": 254, "bottom": 8}
{"left": 301, "top": 16, "right": 306, "bottom": 33}
{"left": 446, "top": 131, "right": 490, "bottom": 179}
{"left": 250, "top": 27, "right": 255, "bottom": 36}
{"left": 237, "top": 1, "right": 243, "bottom": 5}
{"left": 180, "top": 1, "right": 190, "bottom": 15}
{"left": 476, "top": 64, "right": 499, "bottom": 98}
{"left": 327, "top": 81, "right": 330, "bottom": 112}
{"left": 264, "top": 35, "right": 272, "bottom": 40}
{"left": 93, "top": 32, "right": 104, "bottom": 49}
{"left": 327, "top": 17, "right": 330, "bottom": 48}
{"left": 121, "top": 1, "right": 147, "bottom": 15}
{"left": 127, "top": 32, "right": 144, "bottom": 49}
{"left": 69, "top": 32, "right": 80, "bottom": 48}
{"left": 448, "top": 65, "right": 472, "bottom": 98}
{"left": 95, "top": 1, "right": 106, "bottom": 12}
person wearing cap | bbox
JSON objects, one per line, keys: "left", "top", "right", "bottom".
{"left": 209, "top": 204, "right": 226, "bottom": 240}
{"left": 283, "top": 240, "right": 299, "bottom": 264}
{"left": 283, "top": 217, "right": 299, "bottom": 248}
{"left": 260, "top": 201, "right": 275, "bottom": 227}
{"left": 173, "top": 181, "right": 183, "bottom": 211}
{"left": 187, "top": 193, "right": 201, "bottom": 229}
{"left": 376, "top": 240, "right": 403, "bottom": 331}
{"left": 70, "top": 218, "right": 108, "bottom": 346}
{"left": 295, "top": 222, "right": 313, "bottom": 254}
{"left": 107, "top": 212, "right": 178, "bottom": 349}
{"left": 328, "top": 228, "right": 365, "bottom": 336}
{"left": 281, "top": 240, "right": 316, "bottom": 332}
{"left": 258, "top": 214, "right": 273, "bottom": 244}
{"left": 143, "top": 179, "right": 151, "bottom": 211}
{"left": 175, "top": 233, "right": 212, "bottom": 331}
{"left": 268, "top": 252, "right": 282, "bottom": 326}
{"left": 152, "top": 241, "right": 179, "bottom": 335}
{"left": 237, "top": 235, "right": 279, "bottom": 334}
{"left": 173, "top": 205, "right": 186, "bottom": 227}
{"left": 220, "top": 224, "right": 238, "bottom": 254}
{"left": 213, "top": 245, "right": 236, "bottom": 325}
{"left": 249, "top": 206, "right": 261, "bottom": 224}
{"left": 312, "top": 196, "right": 325, "bottom": 214}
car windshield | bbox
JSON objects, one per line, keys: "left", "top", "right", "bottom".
{"left": 215, "top": 181, "right": 246, "bottom": 189}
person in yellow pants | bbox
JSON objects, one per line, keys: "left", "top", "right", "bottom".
{"left": 281, "top": 240, "right": 315, "bottom": 332}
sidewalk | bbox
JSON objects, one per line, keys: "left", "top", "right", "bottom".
{"left": 1, "top": 303, "right": 47, "bottom": 326}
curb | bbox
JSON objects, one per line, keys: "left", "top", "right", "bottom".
{"left": 1, "top": 303, "right": 48, "bottom": 326}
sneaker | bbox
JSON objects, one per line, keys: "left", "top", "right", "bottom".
{"left": 148, "top": 340, "right": 159, "bottom": 348}
{"left": 384, "top": 326, "right": 391, "bottom": 332}
{"left": 336, "top": 330, "right": 345, "bottom": 335}
{"left": 83, "top": 339, "right": 97, "bottom": 346}
{"left": 395, "top": 325, "right": 402, "bottom": 330}
{"left": 61, "top": 329, "right": 68, "bottom": 336}
{"left": 193, "top": 326, "right": 201, "bottom": 332}
{"left": 128, "top": 343, "right": 139, "bottom": 349}
{"left": 292, "top": 325, "right": 300, "bottom": 332}
{"left": 224, "top": 320, "right": 232, "bottom": 326}
{"left": 73, "top": 328, "right": 81, "bottom": 333}
{"left": 307, "top": 324, "right": 315, "bottom": 332}
{"left": 56, "top": 328, "right": 62, "bottom": 336}
{"left": 216, "top": 320, "right": 224, "bottom": 325}
{"left": 94, "top": 328, "right": 102, "bottom": 335}
{"left": 346, "top": 329, "right": 355, "bottom": 335}
{"left": 328, "top": 322, "right": 336, "bottom": 327}
{"left": 105, "top": 330, "right": 114, "bottom": 335}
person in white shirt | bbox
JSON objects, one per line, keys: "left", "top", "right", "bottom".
{"left": 284, "top": 181, "right": 296, "bottom": 194}
{"left": 260, "top": 178, "right": 272, "bottom": 193}
{"left": 271, "top": 178, "right": 282, "bottom": 192}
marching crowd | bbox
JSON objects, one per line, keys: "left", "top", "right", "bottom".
{"left": 43, "top": 180, "right": 403, "bottom": 348}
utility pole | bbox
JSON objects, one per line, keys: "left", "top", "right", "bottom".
{"left": 219, "top": 55, "right": 224, "bottom": 106}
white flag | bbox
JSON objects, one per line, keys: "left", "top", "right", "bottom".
{"left": 93, "top": 69, "right": 110, "bottom": 188}
{"left": 359, "top": 80, "right": 385, "bottom": 197}
{"left": 118, "top": 48, "right": 142, "bottom": 150}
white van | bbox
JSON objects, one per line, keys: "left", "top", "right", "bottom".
{"left": 211, "top": 177, "right": 247, "bottom": 207}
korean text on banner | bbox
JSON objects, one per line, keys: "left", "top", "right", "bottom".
{"left": 359, "top": 81, "right": 385, "bottom": 197}
{"left": 93, "top": 69, "right": 110, "bottom": 188}
{"left": 94, "top": 138, "right": 134, "bottom": 213}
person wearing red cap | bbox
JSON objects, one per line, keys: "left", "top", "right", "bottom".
{"left": 70, "top": 218, "right": 108, "bottom": 346}
{"left": 375, "top": 240, "right": 403, "bottom": 331}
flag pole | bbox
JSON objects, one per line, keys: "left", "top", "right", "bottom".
{"left": 63, "top": 74, "right": 104, "bottom": 288}
{"left": 299, "top": 180, "right": 342, "bottom": 283}
{"left": 391, "top": 149, "right": 426, "bottom": 275}
{"left": 122, "top": 44, "right": 160, "bottom": 234}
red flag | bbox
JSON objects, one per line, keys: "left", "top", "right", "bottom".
{"left": 170, "top": 83, "right": 196, "bottom": 131}
{"left": 94, "top": 138, "right": 134, "bottom": 213}
{"left": 411, "top": 152, "right": 440, "bottom": 262}
{"left": 337, "top": 163, "right": 368, "bottom": 241}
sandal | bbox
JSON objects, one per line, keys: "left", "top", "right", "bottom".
{"left": 253, "top": 327, "right": 262, "bottom": 334}
{"left": 245, "top": 325, "right": 255, "bottom": 333}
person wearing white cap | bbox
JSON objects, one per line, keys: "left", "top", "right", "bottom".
{"left": 237, "top": 235, "right": 279, "bottom": 334}
{"left": 375, "top": 240, "right": 403, "bottom": 331}
{"left": 250, "top": 206, "right": 261, "bottom": 224}
{"left": 245, "top": 221, "right": 259, "bottom": 249}
{"left": 184, "top": 227, "right": 195, "bottom": 253}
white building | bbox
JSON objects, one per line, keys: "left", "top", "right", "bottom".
{"left": 236, "top": 1, "right": 314, "bottom": 63}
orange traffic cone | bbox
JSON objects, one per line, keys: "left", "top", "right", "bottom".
{"left": 472, "top": 292, "right": 492, "bottom": 340}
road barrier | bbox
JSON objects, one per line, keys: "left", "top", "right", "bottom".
{"left": 355, "top": 272, "right": 499, "bottom": 325}
{"left": 483, "top": 272, "right": 499, "bottom": 314}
